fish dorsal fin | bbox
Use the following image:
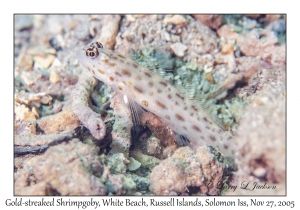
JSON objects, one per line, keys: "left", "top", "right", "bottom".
{"left": 130, "top": 47, "right": 177, "bottom": 86}
{"left": 130, "top": 58, "right": 175, "bottom": 87}
{"left": 153, "top": 69, "right": 174, "bottom": 83}
{"left": 192, "top": 95, "right": 226, "bottom": 131}
{"left": 176, "top": 83, "right": 226, "bottom": 131}
{"left": 175, "top": 83, "right": 196, "bottom": 100}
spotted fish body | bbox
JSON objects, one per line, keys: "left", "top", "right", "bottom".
{"left": 76, "top": 42, "right": 234, "bottom": 157}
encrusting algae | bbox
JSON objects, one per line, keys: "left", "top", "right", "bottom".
{"left": 76, "top": 42, "right": 235, "bottom": 157}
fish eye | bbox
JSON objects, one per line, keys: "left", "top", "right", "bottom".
{"left": 86, "top": 47, "right": 99, "bottom": 59}
{"left": 90, "top": 41, "right": 103, "bottom": 49}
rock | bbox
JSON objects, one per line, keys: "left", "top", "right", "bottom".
{"left": 126, "top": 174, "right": 150, "bottom": 191}
{"left": 245, "top": 14, "right": 261, "bottom": 19}
{"left": 217, "top": 25, "right": 240, "bottom": 40}
{"left": 108, "top": 153, "right": 128, "bottom": 174}
{"left": 203, "top": 65, "right": 213, "bottom": 73}
{"left": 237, "top": 29, "right": 285, "bottom": 67}
{"left": 49, "top": 58, "right": 62, "bottom": 69}
{"left": 15, "top": 15, "right": 33, "bottom": 31}
{"left": 171, "top": 34, "right": 180, "bottom": 42}
{"left": 221, "top": 42, "right": 234, "bottom": 55}
{"left": 144, "top": 136, "right": 162, "bottom": 156}
{"left": 202, "top": 80, "right": 211, "bottom": 93}
{"left": 108, "top": 93, "right": 132, "bottom": 158}
{"left": 109, "top": 123, "right": 131, "bottom": 157}
{"left": 20, "top": 70, "right": 42, "bottom": 86}
{"left": 232, "top": 68, "right": 286, "bottom": 195}
{"left": 35, "top": 94, "right": 51, "bottom": 104}
{"left": 270, "top": 19, "right": 286, "bottom": 34}
{"left": 237, "top": 29, "right": 277, "bottom": 57}
{"left": 49, "top": 69, "right": 60, "bottom": 84}
{"left": 47, "top": 16, "right": 64, "bottom": 34}
{"left": 27, "top": 46, "right": 56, "bottom": 56}
{"left": 17, "top": 53, "right": 33, "bottom": 71}
{"left": 74, "top": 22, "right": 90, "bottom": 40}
{"left": 49, "top": 34, "right": 66, "bottom": 51}
{"left": 253, "top": 167, "right": 267, "bottom": 178}
{"left": 163, "top": 15, "right": 186, "bottom": 26}
{"left": 15, "top": 91, "right": 52, "bottom": 105}
{"left": 130, "top": 150, "right": 160, "bottom": 170}
{"left": 262, "top": 14, "right": 281, "bottom": 22}
{"left": 242, "top": 16, "right": 257, "bottom": 30}
{"left": 162, "top": 31, "right": 171, "bottom": 42}
{"left": 170, "top": 42, "right": 188, "bottom": 58}
{"left": 133, "top": 14, "right": 147, "bottom": 18}
{"left": 15, "top": 102, "right": 37, "bottom": 121}
{"left": 14, "top": 139, "right": 106, "bottom": 195}
{"left": 127, "top": 157, "right": 141, "bottom": 171}
{"left": 106, "top": 174, "right": 136, "bottom": 195}
{"left": 205, "top": 72, "right": 216, "bottom": 84}
{"left": 31, "top": 107, "right": 39, "bottom": 118}
{"left": 33, "top": 54, "right": 56, "bottom": 69}
{"left": 126, "top": 15, "right": 136, "bottom": 23}
{"left": 150, "top": 146, "right": 225, "bottom": 195}
{"left": 192, "top": 15, "right": 222, "bottom": 30}
{"left": 15, "top": 120, "right": 37, "bottom": 135}
{"left": 186, "top": 62, "right": 198, "bottom": 71}
{"left": 37, "top": 109, "right": 80, "bottom": 134}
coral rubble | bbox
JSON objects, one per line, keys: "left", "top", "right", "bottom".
{"left": 14, "top": 14, "right": 286, "bottom": 196}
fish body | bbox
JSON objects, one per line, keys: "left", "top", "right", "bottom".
{"left": 76, "top": 42, "right": 234, "bottom": 157}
